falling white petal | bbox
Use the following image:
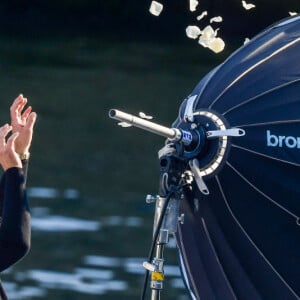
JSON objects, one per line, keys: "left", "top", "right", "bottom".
{"left": 149, "top": 1, "right": 163, "bottom": 16}
{"left": 242, "top": 0, "right": 255, "bottom": 10}
{"left": 244, "top": 37, "right": 250, "bottom": 44}
{"left": 189, "top": 0, "right": 199, "bottom": 12}
{"left": 201, "top": 25, "right": 217, "bottom": 40}
{"left": 207, "top": 37, "right": 225, "bottom": 53}
{"left": 186, "top": 25, "right": 202, "bottom": 39}
{"left": 198, "top": 37, "right": 209, "bottom": 48}
{"left": 289, "top": 11, "right": 297, "bottom": 16}
{"left": 210, "top": 16, "right": 223, "bottom": 23}
{"left": 197, "top": 11, "right": 208, "bottom": 21}
{"left": 197, "top": 25, "right": 225, "bottom": 53}
{"left": 139, "top": 112, "right": 153, "bottom": 120}
{"left": 118, "top": 122, "right": 132, "bottom": 128}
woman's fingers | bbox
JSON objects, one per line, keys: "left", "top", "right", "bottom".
{"left": 0, "top": 124, "right": 12, "bottom": 145}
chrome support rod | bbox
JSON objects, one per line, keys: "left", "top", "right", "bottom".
{"left": 109, "top": 109, "right": 183, "bottom": 142}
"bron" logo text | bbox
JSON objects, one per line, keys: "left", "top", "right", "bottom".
{"left": 267, "top": 130, "right": 300, "bottom": 148}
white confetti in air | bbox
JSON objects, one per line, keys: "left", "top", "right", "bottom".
{"left": 118, "top": 122, "right": 132, "bottom": 128}
{"left": 186, "top": 25, "right": 202, "bottom": 39}
{"left": 199, "top": 36, "right": 225, "bottom": 53}
{"left": 148, "top": 0, "right": 227, "bottom": 54}
{"left": 242, "top": 1, "right": 255, "bottom": 10}
{"left": 210, "top": 16, "right": 223, "bottom": 23}
{"left": 200, "top": 25, "right": 217, "bottom": 41}
{"left": 207, "top": 38, "right": 225, "bottom": 53}
{"left": 289, "top": 12, "right": 297, "bottom": 16}
{"left": 149, "top": 1, "right": 163, "bottom": 16}
{"left": 189, "top": 0, "right": 199, "bottom": 12}
{"left": 197, "top": 11, "right": 208, "bottom": 21}
{"left": 244, "top": 37, "right": 250, "bottom": 44}
{"left": 198, "top": 26, "right": 225, "bottom": 53}
{"left": 139, "top": 112, "right": 153, "bottom": 119}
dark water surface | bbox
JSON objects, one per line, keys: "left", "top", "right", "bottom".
{"left": 0, "top": 34, "right": 225, "bottom": 299}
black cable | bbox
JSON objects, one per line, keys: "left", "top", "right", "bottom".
{"left": 140, "top": 186, "right": 181, "bottom": 300}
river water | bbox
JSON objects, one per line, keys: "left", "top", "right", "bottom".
{"left": 0, "top": 33, "right": 223, "bottom": 299}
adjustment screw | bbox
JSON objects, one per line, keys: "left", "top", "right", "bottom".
{"left": 146, "top": 194, "right": 158, "bottom": 203}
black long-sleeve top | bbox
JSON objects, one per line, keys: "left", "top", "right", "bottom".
{"left": 0, "top": 161, "right": 31, "bottom": 299}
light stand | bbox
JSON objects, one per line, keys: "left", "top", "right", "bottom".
{"left": 109, "top": 108, "right": 245, "bottom": 299}
{"left": 143, "top": 153, "right": 187, "bottom": 300}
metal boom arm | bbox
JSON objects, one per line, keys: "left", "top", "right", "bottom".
{"left": 109, "top": 109, "right": 192, "bottom": 144}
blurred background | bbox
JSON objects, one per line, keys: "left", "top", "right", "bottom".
{"left": 0, "top": 1, "right": 298, "bottom": 299}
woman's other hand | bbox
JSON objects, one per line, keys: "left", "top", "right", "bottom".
{"left": 0, "top": 124, "right": 22, "bottom": 171}
{"left": 10, "top": 94, "right": 37, "bottom": 156}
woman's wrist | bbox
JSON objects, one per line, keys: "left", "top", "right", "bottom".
{"left": 18, "top": 152, "right": 30, "bottom": 160}
{"left": 2, "top": 162, "right": 23, "bottom": 172}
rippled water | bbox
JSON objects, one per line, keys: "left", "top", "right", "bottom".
{"left": 2, "top": 187, "right": 187, "bottom": 300}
